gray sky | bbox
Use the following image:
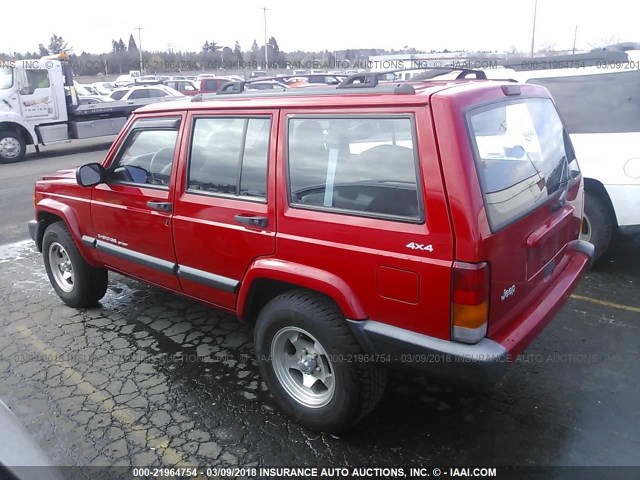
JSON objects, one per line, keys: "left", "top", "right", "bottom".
{"left": 1, "top": 0, "right": 636, "bottom": 55}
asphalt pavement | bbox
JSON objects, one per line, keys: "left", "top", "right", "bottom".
{"left": 0, "top": 141, "right": 638, "bottom": 478}
{"left": 0, "top": 138, "right": 115, "bottom": 245}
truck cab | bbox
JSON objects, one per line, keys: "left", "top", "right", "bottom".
{"left": 0, "top": 57, "right": 72, "bottom": 162}
{"left": 0, "top": 56, "right": 169, "bottom": 164}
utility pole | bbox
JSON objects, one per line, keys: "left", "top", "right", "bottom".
{"left": 263, "top": 7, "right": 269, "bottom": 70}
{"left": 530, "top": 0, "right": 538, "bottom": 58}
{"left": 572, "top": 25, "right": 579, "bottom": 54}
{"left": 135, "top": 26, "right": 144, "bottom": 74}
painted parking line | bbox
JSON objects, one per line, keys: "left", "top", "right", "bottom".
{"left": 570, "top": 294, "right": 640, "bottom": 314}
{"left": 12, "top": 323, "right": 186, "bottom": 466}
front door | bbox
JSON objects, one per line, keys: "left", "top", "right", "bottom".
{"left": 17, "top": 67, "right": 58, "bottom": 122}
{"left": 90, "top": 115, "right": 183, "bottom": 291}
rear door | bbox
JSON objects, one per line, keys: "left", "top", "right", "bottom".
{"left": 171, "top": 109, "right": 278, "bottom": 311}
{"left": 437, "top": 88, "right": 583, "bottom": 338}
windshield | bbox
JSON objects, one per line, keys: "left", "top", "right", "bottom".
{"left": 0, "top": 67, "right": 13, "bottom": 90}
{"left": 468, "top": 98, "right": 580, "bottom": 231}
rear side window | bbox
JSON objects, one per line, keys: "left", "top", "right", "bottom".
{"left": 128, "top": 89, "right": 150, "bottom": 99}
{"left": 110, "top": 90, "right": 126, "bottom": 100}
{"left": 187, "top": 117, "right": 271, "bottom": 199}
{"left": 468, "top": 98, "right": 580, "bottom": 231}
{"left": 287, "top": 116, "right": 422, "bottom": 221}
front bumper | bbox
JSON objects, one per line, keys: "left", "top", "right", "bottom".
{"left": 348, "top": 240, "right": 594, "bottom": 385}
{"left": 28, "top": 220, "right": 41, "bottom": 251}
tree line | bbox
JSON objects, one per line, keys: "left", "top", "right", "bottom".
{"left": 2, "top": 33, "right": 431, "bottom": 75}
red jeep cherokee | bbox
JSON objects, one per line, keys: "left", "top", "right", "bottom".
{"left": 29, "top": 73, "right": 594, "bottom": 432}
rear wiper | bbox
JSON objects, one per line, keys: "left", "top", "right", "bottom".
{"left": 551, "top": 156, "right": 570, "bottom": 211}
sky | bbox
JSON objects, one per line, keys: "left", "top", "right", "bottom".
{"left": 1, "top": 0, "right": 637, "bottom": 55}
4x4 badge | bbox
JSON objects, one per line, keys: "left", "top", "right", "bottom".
{"left": 406, "top": 242, "right": 434, "bottom": 252}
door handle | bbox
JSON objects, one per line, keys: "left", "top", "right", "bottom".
{"left": 147, "top": 201, "right": 172, "bottom": 212}
{"left": 234, "top": 214, "right": 268, "bottom": 228}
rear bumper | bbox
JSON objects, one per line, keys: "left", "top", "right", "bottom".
{"left": 348, "top": 319, "right": 509, "bottom": 383}
{"left": 348, "top": 240, "right": 593, "bottom": 384}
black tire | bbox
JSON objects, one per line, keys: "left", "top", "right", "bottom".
{"left": 0, "top": 130, "right": 26, "bottom": 164}
{"left": 254, "top": 290, "right": 387, "bottom": 433}
{"left": 42, "top": 222, "right": 108, "bottom": 307}
{"left": 582, "top": 191, "right": 615, "bottom": 261}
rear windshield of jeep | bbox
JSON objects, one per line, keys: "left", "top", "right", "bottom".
{"left": 468, "top": 98, "right": 580, "bottom": 231}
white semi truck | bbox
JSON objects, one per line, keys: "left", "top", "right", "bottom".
{"left": 0, "top": 54, "right": 177, "bottom": 163}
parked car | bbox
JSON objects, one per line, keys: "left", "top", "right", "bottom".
{"left": 29, "top": 72, "right": 593, "bottom": 433}
{"left": 281, "top": 74, "right": 347, "bottom": 86}
{"left": 113, "top": 74, "right": 135, "bottom": 87}
{"left": 245, "top": 79, "right": 288, "bottom": 90}
{"left": 91, "top": 81, "right": 116, "bottom": 95}
{"left": 249, "top": 70, "right": 268, "bottom": 79}
{"left": 164, "top": 79, "right": 200, "bottom": 96}
{"left": 507, "top": 66, "right": 640, "bottom": 260}
{"left": 199, "top": 76, "right": 238, "bottom": 94}
{"left": 108, "top": 85, "right": 185, "bottom": 102}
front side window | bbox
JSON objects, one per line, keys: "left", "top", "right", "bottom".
{"left": 468, "top": 98, "right": 580, "bottom": 231}
{"left": 110, "top": 119, "right": 180, "bottom": 187}
{"left": 20, "top": 69, "right": 50, "bottom": 95}
{"left": 287, "top": 116, "right": 421, "bottom": 221}
{"left": 187, "top": 117, "right": 271, "bottom": 199}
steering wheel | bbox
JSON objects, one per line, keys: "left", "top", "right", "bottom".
{"left": 148, "top": 147, "right": 174, "bottom": 184}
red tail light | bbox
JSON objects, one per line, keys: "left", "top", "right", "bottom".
{"left": 452, "top": 261, "right": 490, "bottom": 344}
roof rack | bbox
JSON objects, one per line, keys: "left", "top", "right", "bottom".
{"left": 188, "top": 66, "right": 501, "bottom": 103}
{"left": 191, "top": 81, "right": 416, "bottom": 102}
{"left": 336, "top": 67, "right": 488, "bottom": 89}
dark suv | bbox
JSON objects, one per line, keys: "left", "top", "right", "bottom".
{"left": 29, "top": 72, "right": 593, "bottom": 432}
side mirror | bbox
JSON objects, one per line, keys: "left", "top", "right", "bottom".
{"left": 76, "top": 163, "right": 105, "bottom": 187}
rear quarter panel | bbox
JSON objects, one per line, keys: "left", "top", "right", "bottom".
{"left": 275, "top": 105, "right": 455, "bottom": 339}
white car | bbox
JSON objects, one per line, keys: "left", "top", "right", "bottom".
{"left": 108, "top": 85, "right": 186, "bottom": 102}
{"left": 507, "top": 63, "right": 640, "bottom": 260}
{"left": 90, "top": 81, "right": 116, "bottom": 95}
{"left": 409, "top": 62, "right": 639, "bottom": 259}
{"left": 114, "top": 74, "right": 135, "bottom": 87}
